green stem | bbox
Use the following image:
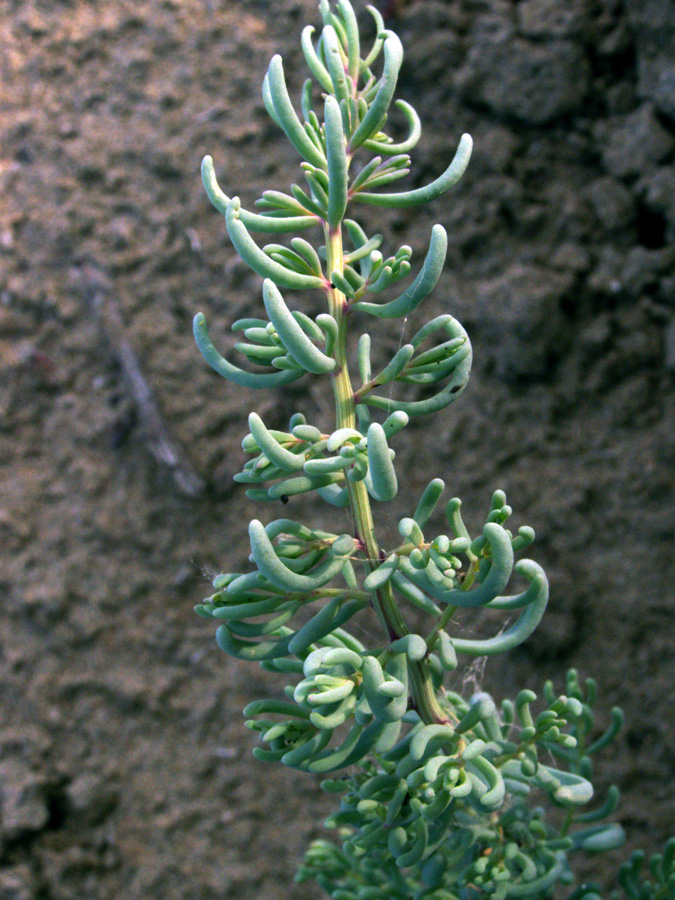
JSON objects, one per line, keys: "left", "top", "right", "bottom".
{"left": 324, "top": 222, "right": 450, "bottom": 726}
{"left": 561, "top": 808, "right": 574, "bottom": 838}
{"left": 426, "top": 604, "right": 457, "bottom": 649}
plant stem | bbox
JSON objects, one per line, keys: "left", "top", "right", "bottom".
{"left": 324, "top": 222, "right": 451, "bottom": 726}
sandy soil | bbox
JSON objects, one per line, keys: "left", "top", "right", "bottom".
{"left": 1, "top": 0, "right": 674, "bottom": 897}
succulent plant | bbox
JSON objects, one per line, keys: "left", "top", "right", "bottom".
{"left": 192, "top": 3, "right": 674, "bottom": 897}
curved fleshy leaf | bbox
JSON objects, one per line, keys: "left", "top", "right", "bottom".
{"left": 202, "top": 156, "right": 318, "bottom": 233}
{"left": 193, "top": 312, "right": 301, "bottom": 389}
{"left": 352, "top": 225, "right": 447, "bottom": 318}
{"left": 262, "top": 279, "right": 335, "bottom": 373}
{"left": 265, "top": 54, "right": 327, "bottom": 168}
{"left": 226, "top": 200, "right": 326, "bottom": 290}
{"left": 354, "top": 133, "right": 473, "bottom": 207}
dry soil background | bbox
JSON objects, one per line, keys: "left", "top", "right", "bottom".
{"left": 1, "top": 0, "right": 674, "bottom": 898}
